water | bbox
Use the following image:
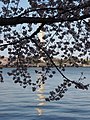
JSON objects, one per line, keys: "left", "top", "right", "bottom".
{"left": 0, "top": 67, "right": 90, "bottom": 120}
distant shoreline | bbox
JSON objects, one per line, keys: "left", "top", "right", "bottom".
{"left": 0, "top": 64, "right": 90, "bottom": 68}
{"left": 0, "top": 56, "right": 90, "bottom": 68}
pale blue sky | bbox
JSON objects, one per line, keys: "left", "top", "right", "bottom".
{"left": 19, "top": 0, "right": 30, "bottom": 8}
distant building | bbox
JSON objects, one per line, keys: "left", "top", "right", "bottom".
{"left": 0, "top": 57, "right": 8, "bottom": 66}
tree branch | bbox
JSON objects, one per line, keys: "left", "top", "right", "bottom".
{"left": 0, "top": 13, "right": 90, "bottom": 26}
{"left": 18, "top": 1, "right": 90, "bottom": 17}
{"left": 0, "top": 23, "right": 45, "bottom": 47}
{"left": 29, "top": 37, "right": 89, "bottom": 90}
{"left": 0, "top": 21, "right": 89, "bottom": 90}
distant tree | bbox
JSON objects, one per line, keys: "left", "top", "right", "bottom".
{"left": 0, "top": 0, "right": 90, "bottom": 101}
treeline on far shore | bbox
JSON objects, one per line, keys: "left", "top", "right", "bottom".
{"left": 0, "top": 56, "right": 90, "bottom": 68}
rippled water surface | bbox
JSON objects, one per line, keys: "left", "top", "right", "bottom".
{"left": 0, "top": 67, "right": 90, "bottom": 120}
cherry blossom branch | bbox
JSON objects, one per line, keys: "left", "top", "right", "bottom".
{"left": 0, "top": 13, "right": 90, "bottom": 26}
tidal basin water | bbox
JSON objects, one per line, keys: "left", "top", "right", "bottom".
{"left": 0, "top": 67, "right": 90, "bottom": 120}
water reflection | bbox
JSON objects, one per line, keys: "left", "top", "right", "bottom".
{"left": 36, "top": 108, "right": 44, "bottom": 115}
{"left": 36, "top": 75, "right": 46, "bottom": 116}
